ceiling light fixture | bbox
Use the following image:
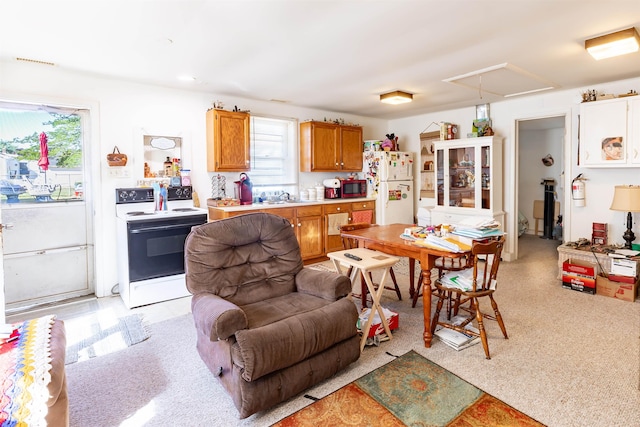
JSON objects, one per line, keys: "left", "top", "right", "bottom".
{"left": 585, "top": 27, "right": 640, "bottom": 60}
{"left": 380, "top": 90, "right": 413, "bottom": 105}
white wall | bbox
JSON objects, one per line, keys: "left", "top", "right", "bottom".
{"left": 519, "top": 127, "right": 564, "bottom": 235}
{"left": 0, "top": 60, "right": 389, "bottom": 298}
{"left": 1, "top": 59, "right": 639, "bottom": 297}
{"left": 389, "top": 76, "right": 640, "bottom": 260}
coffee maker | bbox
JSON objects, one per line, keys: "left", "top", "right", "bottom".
{"left": 323, "top": 178, "right": 341, "bottom": 199}
{"left": 234, "top": 173, "right": 253, "bottom": 205}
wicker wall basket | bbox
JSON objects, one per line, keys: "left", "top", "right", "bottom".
{"left": 107, "top": 146, "right": 128, "bottom": 166}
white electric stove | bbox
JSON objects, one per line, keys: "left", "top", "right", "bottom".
{"left": 115, "top": 186, "right": 208, "bottom": 308}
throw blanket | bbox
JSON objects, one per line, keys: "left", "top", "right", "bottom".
{"left": 0, "top": 315, "right": 55, "bottom": 427}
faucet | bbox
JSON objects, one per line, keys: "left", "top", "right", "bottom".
{"left": 279, "top": 191, "right": 290, "bottom": 202}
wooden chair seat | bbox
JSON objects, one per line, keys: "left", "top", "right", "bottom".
{"left": 430, "top": 236, "right": 507, "bottom": 359}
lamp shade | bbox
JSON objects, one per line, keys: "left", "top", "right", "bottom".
{"left": 609, "top": 185, "right": 640, "bottom": 212}
{"left": 585, "top": 27, "right": 640, "bottom": 60}
{"left": 380, "top": 90, "right": 413, "bottom": 104}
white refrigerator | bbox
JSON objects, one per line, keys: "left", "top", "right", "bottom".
{"left": 363, "top": 151, "right": 415, "bottom": 225}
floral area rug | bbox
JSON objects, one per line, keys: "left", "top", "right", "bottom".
{"left": 273, "top": 350, "right": 544, "bottom": 426}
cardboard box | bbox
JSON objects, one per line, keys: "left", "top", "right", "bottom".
{"left": 608, "top": 274, "right": 637, "bottom": 284}
{"left": 596, "top": 275, "right": 639, "bottom": 302}
{"left": 357, "top": 308, "right": 399, "bottom": 338}
{"left": 611, "top": 258, "right": 637, "bottom": 277}
{"left": 562, "top": 259, "right": 596, "bottom": 294}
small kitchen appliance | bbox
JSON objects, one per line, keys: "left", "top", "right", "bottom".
{"left": 115, "top": 186, "right": 208, "bottom": 308}
{"left": 339, "top": 178, "right": 367, "bottom": 198}
{"left": 234, "top": 173, "right": 253, "bottom": 205}
{"left": 323, "top": 178, "right": 341, "bottom": 199}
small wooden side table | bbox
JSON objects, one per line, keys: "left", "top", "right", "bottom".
{"left": 327, "top": 248, "right": 400, "bottom": 351}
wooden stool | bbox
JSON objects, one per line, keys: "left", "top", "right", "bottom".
{"left": 327, "top": 248, "right": 400, "bottom": 352}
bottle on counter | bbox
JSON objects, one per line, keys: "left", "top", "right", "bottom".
{"left": 173, "top": 158, "right": 181, "bottom": 176}
{"left": 164, "top": 157, "right": 173, "bottom": 177}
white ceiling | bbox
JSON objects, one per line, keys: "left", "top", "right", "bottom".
{"left": 1, "top": 1, "right": 640, "bottom": 120}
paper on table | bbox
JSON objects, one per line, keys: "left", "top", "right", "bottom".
{"left": 615, "top": 249, "right": 640, "bottom": 257}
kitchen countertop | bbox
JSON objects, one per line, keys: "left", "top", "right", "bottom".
{"left": 207, "top": 197, "right": 375, "bottom": 212}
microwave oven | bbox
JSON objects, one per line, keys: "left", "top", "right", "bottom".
{"left": 340, "top": 179, "right": 367, "bottom": 198}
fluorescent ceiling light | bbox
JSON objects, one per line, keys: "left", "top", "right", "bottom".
{"left": 380, "top": 90, "right": 413, "bottom": 104}
{"left": 585, "top": 27, "right": 640, "bottom": 60}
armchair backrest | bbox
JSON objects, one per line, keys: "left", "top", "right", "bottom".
{"left": 185, "top": 213, "right": 304, "bottom": 305}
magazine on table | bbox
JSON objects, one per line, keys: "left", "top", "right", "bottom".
{"left": 434, "top": 315, "right": 481, "bottom": 351}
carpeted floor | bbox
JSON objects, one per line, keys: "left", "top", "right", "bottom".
{"left": 274, "top": 350, "right": 544, "bottom": 426}
{"left": 65, "top": 235, "right": 640, "bottom": 426}
{"left": 65, "top": 313, "right": 150, "bottom": 364}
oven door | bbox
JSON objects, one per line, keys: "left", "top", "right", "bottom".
{"left": 126, "top": 214, "right": 207, "bottom": 282}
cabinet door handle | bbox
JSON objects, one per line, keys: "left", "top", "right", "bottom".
{"left": 336, "top": 207, "right": 341, "bottom": 211}
{"left": 297, "top": 223, "right": 301, "bottom": 227}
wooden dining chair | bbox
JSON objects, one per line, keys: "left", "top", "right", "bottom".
{"left": 430, "top": 236, "right": 507, "bottom": 359}
{"left": 411, "top": 255, "right": 471, "bottom": 309}
{"left": 339, "top": 223, "right": 402, "bottom": 307}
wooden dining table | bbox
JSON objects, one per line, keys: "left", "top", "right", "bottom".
{"left": 339, "top": 223, "right": 470, "bottom": 348}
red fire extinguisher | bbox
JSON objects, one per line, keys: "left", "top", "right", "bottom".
{"left": 572, "top": 174, "right": 586, "bottom": 207}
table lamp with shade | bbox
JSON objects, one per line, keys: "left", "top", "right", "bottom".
{"left": 609, "top": 185, "right": 640, "bottom": 249}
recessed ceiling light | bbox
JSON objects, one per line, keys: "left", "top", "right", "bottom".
{"left": 380, "top": 90, "right": 413, "bottom": 104}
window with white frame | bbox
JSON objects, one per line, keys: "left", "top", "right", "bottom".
{"left": 250, "top": 115, "right": 297, "bottom": 193}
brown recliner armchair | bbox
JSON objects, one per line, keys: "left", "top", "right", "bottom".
{"left": 185, "top": 212, "right": 361, "bottom": 419}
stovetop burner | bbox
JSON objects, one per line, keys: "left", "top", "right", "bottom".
{"left": 172, "top": 208, "right": 197, "bottom": 212}
{"left": 127, "top": 211, "right": 152, "bottom": 216}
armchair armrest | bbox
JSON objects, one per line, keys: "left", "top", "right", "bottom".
{"left": 191, "top": 293, "right": 248, "bottom": 341}
{"left": 295, "top": 267, "right": 352, "bottom": 301}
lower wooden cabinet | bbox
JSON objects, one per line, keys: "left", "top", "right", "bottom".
{"left": 208, "top": 200, "right": 375, "bottom": 263}
{"left": 294, "top": 206, "right": 324, "bottom": 260}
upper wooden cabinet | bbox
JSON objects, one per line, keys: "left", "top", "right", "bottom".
{"left": 206, "top": 109, "right": 250, "bottom": 172}
{"left": 299, "top": 121, "right": 363, "bottom": 172}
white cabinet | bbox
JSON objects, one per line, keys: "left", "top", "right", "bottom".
{"left": 579, "top": 97, "right": 640, "bottom": 167}
{"left": 431, "top": 136, "right": 505, "bottom": 228}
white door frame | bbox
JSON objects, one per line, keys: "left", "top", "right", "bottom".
{"left": 509, "top": 110, "right": 572, "bottom": 261}
{"left": 0, "top": 92, "right": 103, "bottom": 317}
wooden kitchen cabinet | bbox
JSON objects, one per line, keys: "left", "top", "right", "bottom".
{"left": 324, "top": 202, "right": 352, "bottom": 254}
{"left": 299, "top": 121, "right": 363, "bottom": 172}
{"left": 206, "top": 109, "right": 250, "bottom": 172}
{"left": 209, "top": 199, "right": 374, "bottom": 263}
{"left": 323, "top": 200, "right": 375, "bottom": 254}
{"left": 294, "top": 205, "right": 324, "bottom": 260}
{"left": 579, "top": 97, "right": 640, "bottom": 167}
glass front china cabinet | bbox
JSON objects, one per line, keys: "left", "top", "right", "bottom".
{"left": 432, "top": 136, "right": 504, "bottom": 228}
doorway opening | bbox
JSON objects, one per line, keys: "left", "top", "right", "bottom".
{"left": 515, "top": 115, "right": 566, "bottom": 260}
{"left": 0, "top": 102, "right": 95, "bottom": 312}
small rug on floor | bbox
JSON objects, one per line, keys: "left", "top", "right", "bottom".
{"left": 273, "top": 350, "right": 544, "bottom": 427}
{"left": 65, "top": 314, "right": 150, "bottom": 364}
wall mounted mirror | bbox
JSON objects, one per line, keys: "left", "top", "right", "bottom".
{"left": 143, "top": 135, "right": 182, "bottom": 177}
